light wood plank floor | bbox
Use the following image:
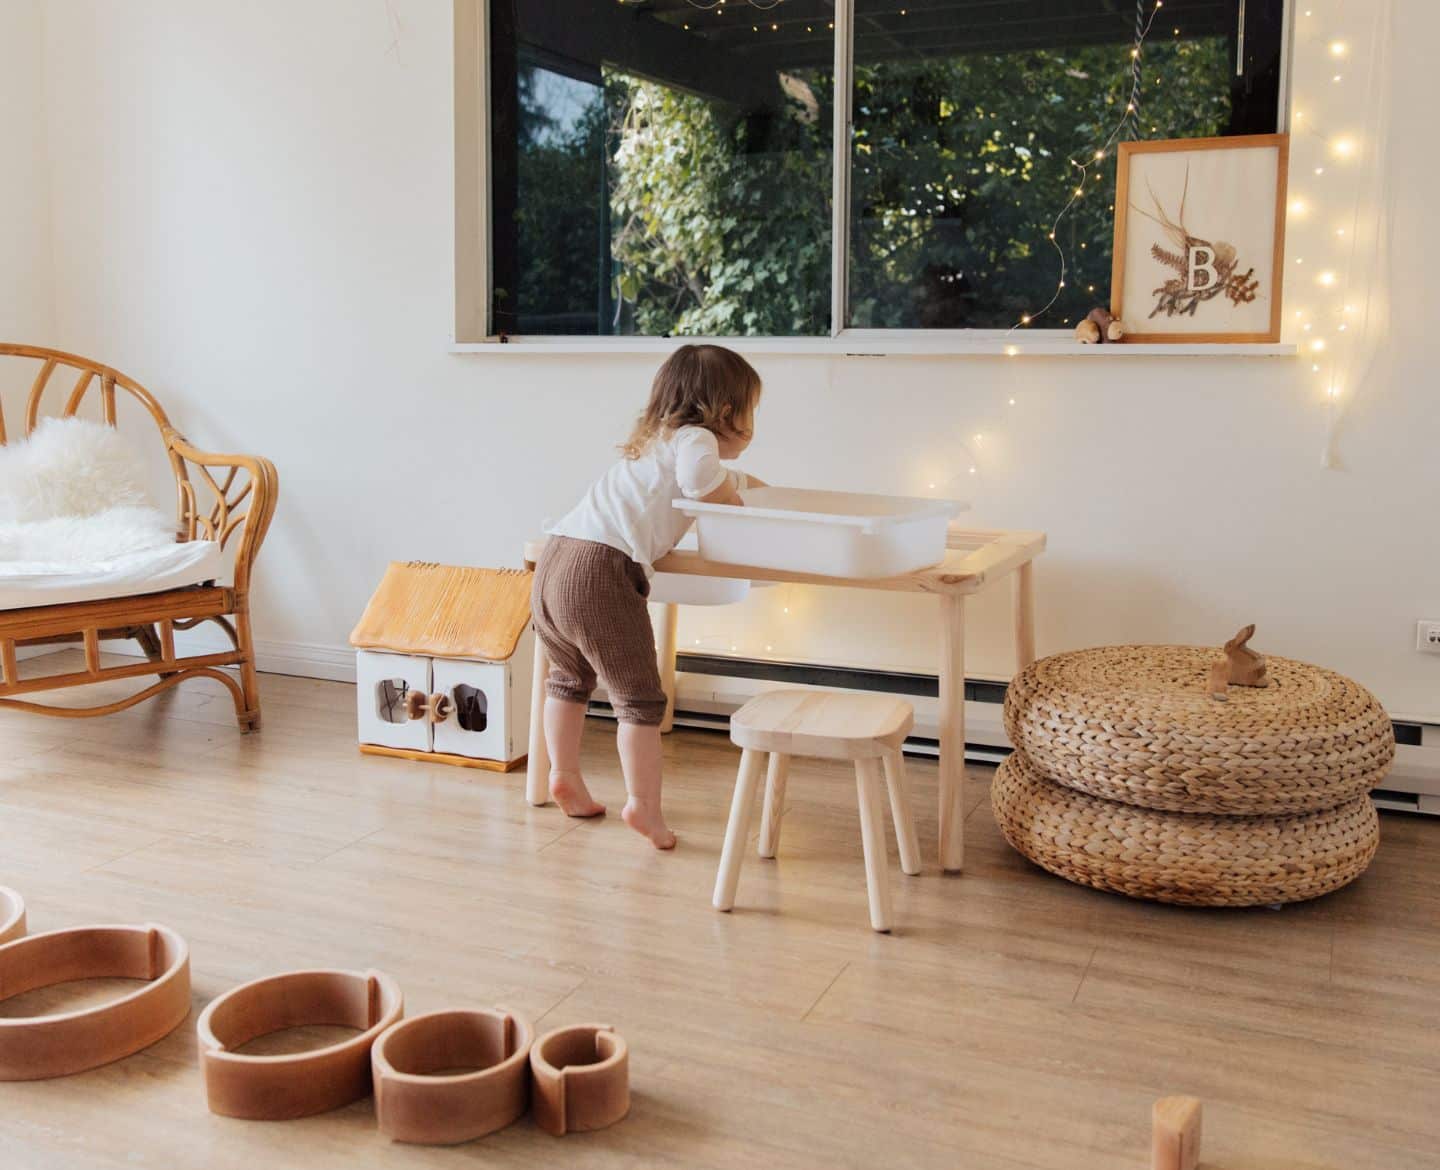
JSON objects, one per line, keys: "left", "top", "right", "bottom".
{"left": 1, "top": 653, "right": 1438, "bottom": 1169}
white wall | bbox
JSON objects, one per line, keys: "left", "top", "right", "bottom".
{"left": 0, "top": 0, "right": 54, "bottom": 351}
{"left": 14, "top": 1, "right": 1440, "bottom": 718}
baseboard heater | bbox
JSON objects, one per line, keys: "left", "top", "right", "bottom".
{"left": 586, "top": 652, "right": 1439, "bottom": 814}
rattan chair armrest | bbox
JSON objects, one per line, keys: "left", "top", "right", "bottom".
{"left": 164, "top": 429, "right": 279, "bottom": 595}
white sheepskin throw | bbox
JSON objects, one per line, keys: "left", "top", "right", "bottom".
{"left": 0, "top": 418, "right": 176, "bottom": 564}
{"left": 0, "top": 504, "right": 176, "bottom": 564}
{"left": 0, "top": 416, "right": 153, "bottom": 523}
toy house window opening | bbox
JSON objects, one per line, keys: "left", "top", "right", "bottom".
{"left": 452, "top": 684, "right": 490, "bottom": 733}
{"left": 376, "top": 678, "right": 411, "bottom": 725}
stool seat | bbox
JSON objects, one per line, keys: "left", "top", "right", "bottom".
{"left": 715, "top": 689, "right": 921, "bottom": 932}
{"left": 730, "top": 691, "right": 914, "bottom": 760}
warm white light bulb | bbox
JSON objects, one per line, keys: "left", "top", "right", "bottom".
{"left": 1289, "top": 198, "right": 1308, "bottom": 216}
{"left": 1329, "top": 40, "right": 1348, "bottom": 57}
{"left": 1317, "top": 270, "right": 1337, "bottom": 287}
{"left": 1004, "top": 347, "right": 1019, "bottom": 358}
{"left": 1310, "top": 339, "right": 1327, "bottom": 353}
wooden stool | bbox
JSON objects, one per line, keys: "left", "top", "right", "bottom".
{"left": 713, "top": 691, "right": 921, "bottom": 932}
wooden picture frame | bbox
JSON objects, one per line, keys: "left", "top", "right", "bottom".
{"left": 1110, "top": 134, "right": 1289, "bottom": 343}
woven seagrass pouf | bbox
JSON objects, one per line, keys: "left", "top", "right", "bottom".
{"left": 1004, "top": 645, "right": 1394, "bottom": 816}
{"left": 991, "top": 751, "right": 1380, "bottom": 907}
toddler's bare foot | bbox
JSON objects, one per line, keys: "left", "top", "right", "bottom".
{"left": 550, "top": 770, "right": 605, "bottom": 818}
{"left": 621, "top": 798, "right": 676, "bottom": 850}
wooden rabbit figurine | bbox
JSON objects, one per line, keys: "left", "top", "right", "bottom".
{"left": 1208, "top": 624, "right": 1270, "bottom": 701}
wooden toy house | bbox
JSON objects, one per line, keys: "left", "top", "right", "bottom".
{"left": 349, "top": 562, "right": 533, "bottom": 772}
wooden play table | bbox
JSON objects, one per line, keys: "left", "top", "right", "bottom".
{"left": 523, "top": 526, "right": 1045, "bottom": 872}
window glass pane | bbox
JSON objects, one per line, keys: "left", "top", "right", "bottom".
{"left": 847, "top": 0, "right": 1283, "bottom": 330}
{"left": 490, "top": 1, "right": 835, "bottom": 337}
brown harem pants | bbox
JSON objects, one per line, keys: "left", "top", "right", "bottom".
{"left": 531, "top": 536, "right": 667, "bottom": 726}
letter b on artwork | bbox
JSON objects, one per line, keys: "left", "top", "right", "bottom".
{"left": 1187, "top": 245, "right": 1219, "bottom": 292}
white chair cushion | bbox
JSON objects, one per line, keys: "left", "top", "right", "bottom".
{"left": 0, "top": 540, "right": 225, "bottom": 610}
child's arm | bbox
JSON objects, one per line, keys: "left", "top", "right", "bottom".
{"left": 700, "top": 475, "right": 744, "bottom": 507}
{"left": 677, "top": 428, "right": 752, "bottom": 507}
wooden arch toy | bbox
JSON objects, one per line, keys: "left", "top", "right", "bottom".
{"left": 0, "top": 886, "right": 25, "bottom": 944}
{"left": 196, "top": 968, "right": 403, "bottom": 1120}
{"left": 0, "top": 923, "right": 190, "bottom": 1080}
{"left": 372, "top": 1008, "right": 534, "bottom": 1145}
{"left": 529, "top": 1023, "right": 630, "bottom": 1136}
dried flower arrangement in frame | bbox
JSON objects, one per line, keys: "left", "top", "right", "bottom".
{"left": 1110, "top": 134, "right": 1289, "bottom": 343}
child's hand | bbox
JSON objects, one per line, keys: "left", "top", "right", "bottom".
{"left": 701, "top": 481, "right": 745, "bottom": 507}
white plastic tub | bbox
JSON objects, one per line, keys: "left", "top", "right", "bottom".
{"left": 673, "top": 487, "right": 966, "bottom": 579}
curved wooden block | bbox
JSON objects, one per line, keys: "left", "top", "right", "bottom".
{"left": 0, "top": 887, "right": 25, "bottom": 944}
{"left": 530, "top": 1023, "right": 629, "bottom": 1136}
{"left": 197, "top": 968, "right": 403, "bottom": 1120}
{"left": 372, "top": 1008, "right": 533, "bottom": 1145}
{"left": 0, "top": 923, "right": 190, "bottom": 1080}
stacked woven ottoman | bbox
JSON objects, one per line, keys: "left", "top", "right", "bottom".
{"left": 993, "top": 644, "right": 1394, "bottom": 907}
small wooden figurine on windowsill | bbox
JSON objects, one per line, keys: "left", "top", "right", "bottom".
{"left": 1075, "top": 306, "right": 1126, "bottom": 343}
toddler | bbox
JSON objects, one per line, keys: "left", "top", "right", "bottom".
{"left": 532, "top": 344, "right": 763, "bottom": 849}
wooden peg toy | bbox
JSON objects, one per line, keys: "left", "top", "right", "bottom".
{"left": 1152, "top": 1095, "right": 1202, "bottom": 1170}
{"left": 402, "top": 689, "right": 455, "bottom": 724}
{"left": 530, "top": 1023, "right": 629, "bottom": 1136}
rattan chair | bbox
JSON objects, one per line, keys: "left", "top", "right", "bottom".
{"left": 0, "top": 344, "right": 278, "bottom": 730}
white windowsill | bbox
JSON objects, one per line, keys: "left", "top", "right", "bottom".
{"left": 449, "top": 331, "right": 1298, "bottom": 357}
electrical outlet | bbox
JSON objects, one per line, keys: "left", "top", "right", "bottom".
{"left": 1418, "top": 621, "right": 1440, "bottom": 654}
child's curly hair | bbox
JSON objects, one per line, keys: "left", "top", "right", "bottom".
{"left": 621, "top": 344, "right": 762, "bottom": 460}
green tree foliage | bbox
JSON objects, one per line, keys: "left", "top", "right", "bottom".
{"left": 848, "top": 38, "right": 1232, "bottom": 328}
{"left": 516, "top": 38, "right": 1231, "bottom": 334}
{"left": 606, "top": 73, "right": 833, "bottom": 336}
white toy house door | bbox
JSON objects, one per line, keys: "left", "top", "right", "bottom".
{"left": 431, "top": 658, "right": 508, "bottom": 762}
{"left": 356, "top": 650, "right": 431, "bottom": 752}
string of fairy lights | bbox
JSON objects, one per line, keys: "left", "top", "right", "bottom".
{"left": 1283, "top": 1, "right": 1393, "bottom": 466}
{"left": 1009, "top": 0, "right": 1164, "bottom": 333}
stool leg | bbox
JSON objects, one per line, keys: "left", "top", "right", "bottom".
{"left": 758, "top": 753, "right": 790, "bottom": 859}
{"left": 882, "top": 750, "right": 922, "bottom": 877}
{"left": 854, "top": 757, "right": 894, "bottom": 933}
{"left": 714, "top": 749, "right": 766, "bottom": 912}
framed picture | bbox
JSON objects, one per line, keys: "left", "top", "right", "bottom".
{"left": 1110, "top": 134, "right": 1289, "bottom": 343}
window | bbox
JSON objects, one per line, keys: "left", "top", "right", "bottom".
{"left": 469, "top": 0, "right": 1284, "bottom": 341}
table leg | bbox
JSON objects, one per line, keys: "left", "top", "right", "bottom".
{"left": 652, "top": 602, "right": 679, "bottom": 734}
{"left": 525, "top": 634, "right": 551, "bottom": 806}
{"left": 1013, "top": 560, "right": 1036, "bottom": 671}
{"left": 938, "top": 594, "right": 967, "bottom": 874}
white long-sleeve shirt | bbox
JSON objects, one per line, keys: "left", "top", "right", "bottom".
{"left": 548, "top": 426, "right": 744, "bottom": 571}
